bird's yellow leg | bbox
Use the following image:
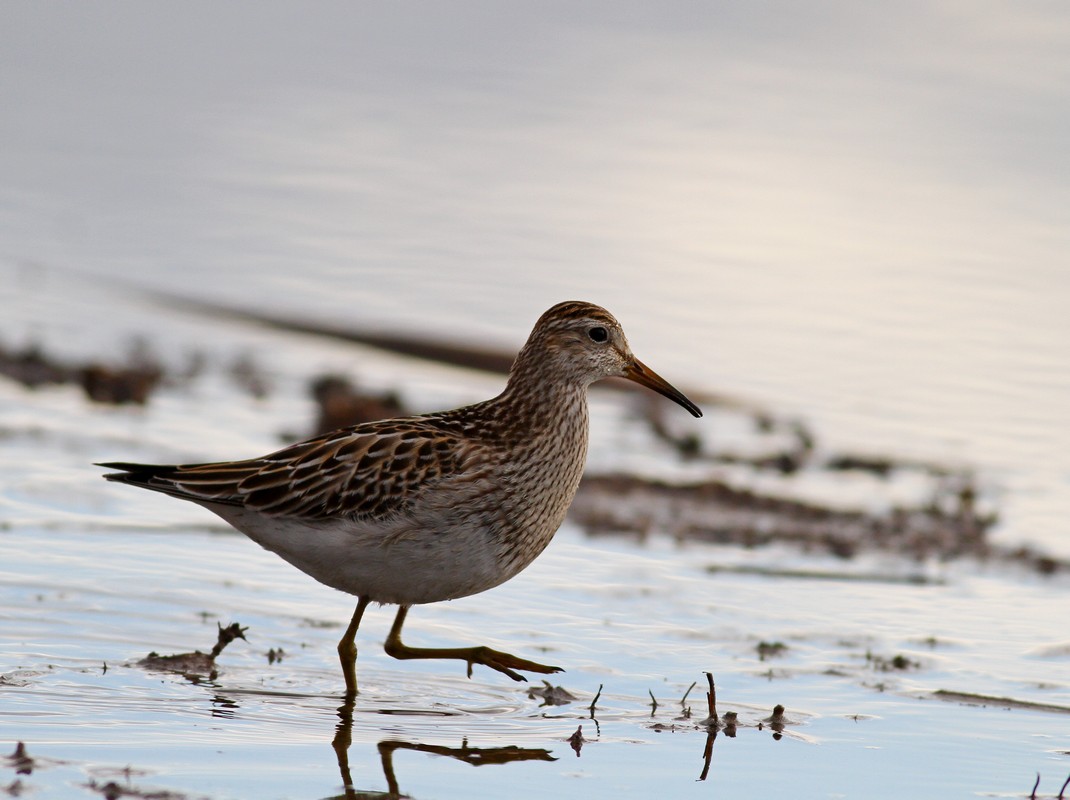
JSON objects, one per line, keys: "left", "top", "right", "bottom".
{"left": 337, "top": 595, "right": 371, "bottom": 697}
{"left": 383, "top": 605, "right": 562, "bottom": 682}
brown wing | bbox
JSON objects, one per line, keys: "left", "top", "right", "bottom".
{"left": 100, "top": 420, "right": 478, "bottom": 522}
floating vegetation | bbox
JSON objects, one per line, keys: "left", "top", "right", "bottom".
{"left": 757, "top": 641, "right": 788, "bottom": 661}
{"left": 138, "top": 622, "right": 248, "bottom": 682}
{"left": 527, "top": 680, "right": 578, "bottom": 707}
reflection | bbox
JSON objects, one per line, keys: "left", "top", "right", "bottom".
{"left": 693, "top": 678, "right": 784, "bottom": 781}
{"left": 329, "top": 698, "right": 557, "bottom": 799}
{"left": 4, "top": 742, "right": 35, "bottom": 776}
{"left": 697, "top": 730, "right": 715, "bottom": 782}
{"left": 693, "top": 713, "right": 744, "bottom": 782}
{"left": 567, "top": 725, "right": 585, "bottom": 757}
{"left": 210, "top": 693, "right": 240, "bottom": 718}
{"left": 586, "top": 683, "right": 603, "bottom": 738}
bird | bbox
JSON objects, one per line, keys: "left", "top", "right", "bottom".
{"left": 99, "top": 300, "right": 702, "bottom": 695}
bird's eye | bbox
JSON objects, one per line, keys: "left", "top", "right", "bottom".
{"left": 588, "top": 326, "right": 609, "bottom": 343}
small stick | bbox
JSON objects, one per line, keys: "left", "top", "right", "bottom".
{"left": 588, "top": 684, "right": 602, "bottom": 716}
{"left": 1059, "top": 772, "right": 1070, "bottom": 800}
{"left": 705, "top": 671, "right": 717, "bottom": 719}
{"left": 680, "top": 680, "right": 697, "bottom": 707}
{"left": 648, "top": 689, "right": 659, "bottom": 712}
{"left": 1031, "top": 773, "right": 1040, "bottom": 800}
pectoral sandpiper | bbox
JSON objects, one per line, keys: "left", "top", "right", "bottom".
{"left": 100, "top": 301, "right": 701, "bottom": 695}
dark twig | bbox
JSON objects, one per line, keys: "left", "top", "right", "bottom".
{"left": 700, "top": 672, "right": 722, "bottom": 731}
{"left": 648, "top": 689, "right": 659, "bottom": 713}
{"left": 588, "top": 684, "right": 602, "bottom": 716}
{"left": 705, "top": 671, "right": 717, "bottom": 719}
{"left": 1060, "top": 772, "right": 1070, "bottom": 799}
{"left": 1031, "top": 772, "right": 1040, "bottom": 799}
{"left": 681, "top": 680, "right": 697, "bottom": 707}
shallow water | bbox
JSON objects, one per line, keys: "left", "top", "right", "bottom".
{"left": 3, "top": 3, "right": 1070, "bottom": 798}
{"left": 4, "top": 520, "right": 1070, "bottom": 799}
{"left": 2, "top": 290, "right": 1068, "bottom": 798}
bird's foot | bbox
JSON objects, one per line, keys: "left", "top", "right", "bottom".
{"left": 384, "top": 637, "right": 562, "bottom": 682}
{"left": 461, "top": 646, "right": 563, "bottom": 682}
{"left": 384, "top": 605, "right": 562, "bottom": 682}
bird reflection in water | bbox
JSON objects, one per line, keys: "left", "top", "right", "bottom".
{"left": 329, "top": 698, "right": 557, "bottom": 799}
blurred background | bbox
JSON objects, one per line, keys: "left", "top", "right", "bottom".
{"left": 3, "top": 3, "right": 1066, "bottom": 557}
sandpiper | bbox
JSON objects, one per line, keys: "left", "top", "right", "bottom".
{"left": 100, "top": 301, "right": 701, "bottom": 695}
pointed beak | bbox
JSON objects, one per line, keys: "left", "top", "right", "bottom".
{"left": 624, "top": 358, "right": 703, "bottom": 418}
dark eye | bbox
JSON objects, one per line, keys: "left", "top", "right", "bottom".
{"left": 588, "top": 326, "right": 609, "bottom": 343}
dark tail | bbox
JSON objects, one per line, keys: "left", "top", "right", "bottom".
{"left": 98, "top": 461, "right": 202, "bottom": 501}
{"left": 98, "top": 461, "right": 174, "bottom": 485}
{"left": 97, "top": 460, "right": 249, "bottom": 507}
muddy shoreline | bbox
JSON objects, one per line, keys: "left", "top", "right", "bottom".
{"left": 2, "top": 292, "right": 1062, "bottom": 577}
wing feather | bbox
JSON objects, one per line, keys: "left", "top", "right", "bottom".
{"left": 102, "top": 419, "right": 483, "bottom": 522}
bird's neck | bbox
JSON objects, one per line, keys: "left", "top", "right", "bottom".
{"left": 490, "top": 365, "right": 590, "bottom": 450}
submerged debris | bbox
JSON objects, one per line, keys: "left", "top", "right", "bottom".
{"left": 664, "top": 671, "right": 797, "bottom": 781}
{"left": 678, "top": 680, "right": 698, "bottom": 718}
{"left": 573, "top": 472, "right": 993, "bottom": 561}
{"left": 567, "top": 725, "right": 585, "bottom": 756}
{"left": 0, "top": 339, "right": 163, "bottom": 405}
{"left": 266, "top": 647, "right": 285, "bottom": 665}
{"left": 4, "top": 743, "right": 34, "bottom": 776}
{"left": 138, "top": 623, "right": 247, "bottom": 680}
{"left": 79, "top": 363, "right": 161, "bottom": 405}
{"left": 85, "top": 778, "right": 195, "bottom": 800}
{"left": 933, "top": 690, "right": 1070, "bottom": 715}
{"left": 1027, "top": 772, "right": 1070, "bottom": 800}
{"left": 0, "top": 342, "right": 69, "bottom": 388}
{"left": 757, "top": 641, "right": 788, "bottom": 661}
{"left": 569, "top": 472, "right": 1069, "bottom": 575}
{"left": 866, "top": 651, "right": 919, "bottom": 672}
{"left": 527, "top": 680, "right": 577, "bottom": 706}
{"left": 760, "top": 704, "right": 790, "bottom": 739}
{"left": 762, "top": 704, "right": 789, "bottom": 726}
{"left": 588, "top": 683, "right": 603, "bottom": 716}
{"left": 699, "top": 671, "right": 721, "bottom": 731}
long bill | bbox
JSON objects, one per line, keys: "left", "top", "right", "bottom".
{"left": 624, "top": 358, "right": 703, "bottom": 418}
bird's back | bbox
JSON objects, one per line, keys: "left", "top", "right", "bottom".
{"left": 100, "top": 392, "right": 590, "bottom": 604}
